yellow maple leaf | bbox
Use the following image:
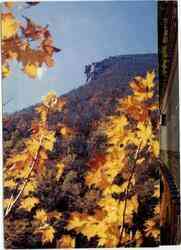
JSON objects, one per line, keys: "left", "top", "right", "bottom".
{"left": 151, "top": 140, "right": 160, "bottom": 157}
{"left": 144, "top": 71, "right": 155, "bottom": 90}
{"left": 2, "top": 64, "right": 11, "bottom": 78}
{"left": 66, "top": 212, "right": 87, "bottom": 231}
{"left": 42, "top": 91, "right": 58, "bottom": 108}
{"left": 6, "top": 153, "right": 28, "bottom": 166}
{"left": 137, "top": 122, "right": 153, "bottom": 147}
{"left": 148, "top": 103, "right": 159, "bottom": 111}
{"left": 105, "top": 115, "right": 128, "bottom": 140}
{"left": 67, "top": 212, "right": 110, "bottom": 244}
{"left": 36, "top": 105, "right": 48, "bottom": 123}
{"left": 123, "top": 131, "right": 140, "bottom": 147}
{"left": 23, "top": 63, "right": 38, "bottom": 79}
{"left": 103, "top": 183, "right": 128, "bottom": 196}
{"left": 119, "top": 94, "right": 151, "bottom": 122}
{"left": 20, "top": 197, "right": 39, "bottom": 212}
{"left": 85, "top": 168, "right": 110, "bottom": 189}
{"left": 144, "top": 218, "right": 160, "bottom": 239}
{"left": 104, "top": 153, "right": 125, "bottom": 183}
{"left": 81, "top": 222, "right": 107, "bottom": 240}
{"left": 16, "top": 166, "right": 31, "bottom": 179}
{"left": 129, "top": 72, "right": 155, "bottom": 102}
{"left": 40, "top": 225, "right": 55, "bottom": 244}
{"left": 98, "top": 196, "right": 121, "bottom": 223}
{"left": 4, "top": 179, "right": 16, "bottom": 189}
{"left": 2, "top": 12, "right": 19, "bottom": 39}
{"left": 34, "top": 209, "right": 48, "bottom": 224}
{"left": 98, "top": 229, "right": 119, "bottom": 247}
{"left": 67, "top": 211, "right": 121, "bottom": 247}
{"left": 23, "top": 180, "right": 37, "bottom": 196}
{"left": 56, "top": 235, "right": 75, "bottom": 248}
{"left": 25, "top": 138, "right": 40, "bottom": 157}
{"left": 42, "top": 131, "right": 56, "bottom": 151}
{"left": 134, "top": 90, "right": 153, "bottom": 102}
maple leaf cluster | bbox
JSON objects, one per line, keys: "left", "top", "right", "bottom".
{"left": 4, "top": 72, "right": 161, "bottom": 248}
{"left": 66, "top": 71, "right": 160, "bottom": 247}
{"left": 4, "top": 91, "right": 69, "bottom": 247}
{"left": 2, "top": 2, "right": 61, "bottom": 79}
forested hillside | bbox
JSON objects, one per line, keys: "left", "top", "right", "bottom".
{"left": 3, "top": 54, "right": 161, "bottom": 248}
{"left": 3, "top": 53, "right": 158, "bottom": 154}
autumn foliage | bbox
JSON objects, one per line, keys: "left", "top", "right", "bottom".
{"left": 2, "top": 2, "right": 60, "bottom": 79}
{"left": 3, "top": 2, "right": 161, "bottom": 248}
{"left": 4, "top": 72, "right": 160, "bottom": 247}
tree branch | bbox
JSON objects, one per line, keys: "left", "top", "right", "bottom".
{"left": 119, "top": 141, "right": 142, "bottom": 245}
{"left": 5, "top": 136, "right": 43, "bottom": 217}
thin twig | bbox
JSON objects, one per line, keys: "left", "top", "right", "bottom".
{"left": 5, "top": 136, "right": 43, "bottom": 217}
{"left": 119, "top": 141, "right": 142, "bottom": 244}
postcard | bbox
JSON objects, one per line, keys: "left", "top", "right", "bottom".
{"left": 1, "top": 1, "right": 180, "bottom": 248}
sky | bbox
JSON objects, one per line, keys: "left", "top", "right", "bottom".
{"left": 3, "top": 1, "right": 158, "bottom": 113}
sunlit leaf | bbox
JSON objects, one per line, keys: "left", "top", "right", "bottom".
{"left": 151, "top": 140, "right": 160, "bottom": 157}
{"left": 42, "top": 91, "right": 57, "bottom": 108}
{"left": 56, "top": 235, "right": 75, "bottom": 248}
{"left": 25, "top": 138, "right": 40, "bottom": 157}
{"left": 144, "top": 218, "right": 160, "bottom": 240}
{"left": 23, "top": 180, "right": 37, "bottom": 196}
{"left": 40, "top": 225, "right": 55, "bottom": 244}
{"left": 4, "top": 179, "right": 16, "bottom": 189}
{"left": 34, "top": 209, "right": 48, "bottom": 224}
{"left": 20, "top": 197, "right": 39, "bottom": 212}
{"left": 42, "top": 131, "right": 55, "bottom": 151}
{"left": 144, "top": 71, "right": 155, "bottom": 90}
{"left": 2, "top": 13, "right": 19, "bottom": 39}
{"left": 2, "top": 64, "right": 11, "bottom": 78}
{"left": 6, "top": 153, "right": 29, "bottom": 166}
{"left": 36, "top": 105, "right": 48, "bottom": 123}
{"left": 137, "top": 122, "right": 153, "bottom": 147}
{"left": 85, "top": 168, "right": 110, "bottom": 189}
{"left": 23, "top": 63, "right": 38, "bottom": 78}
